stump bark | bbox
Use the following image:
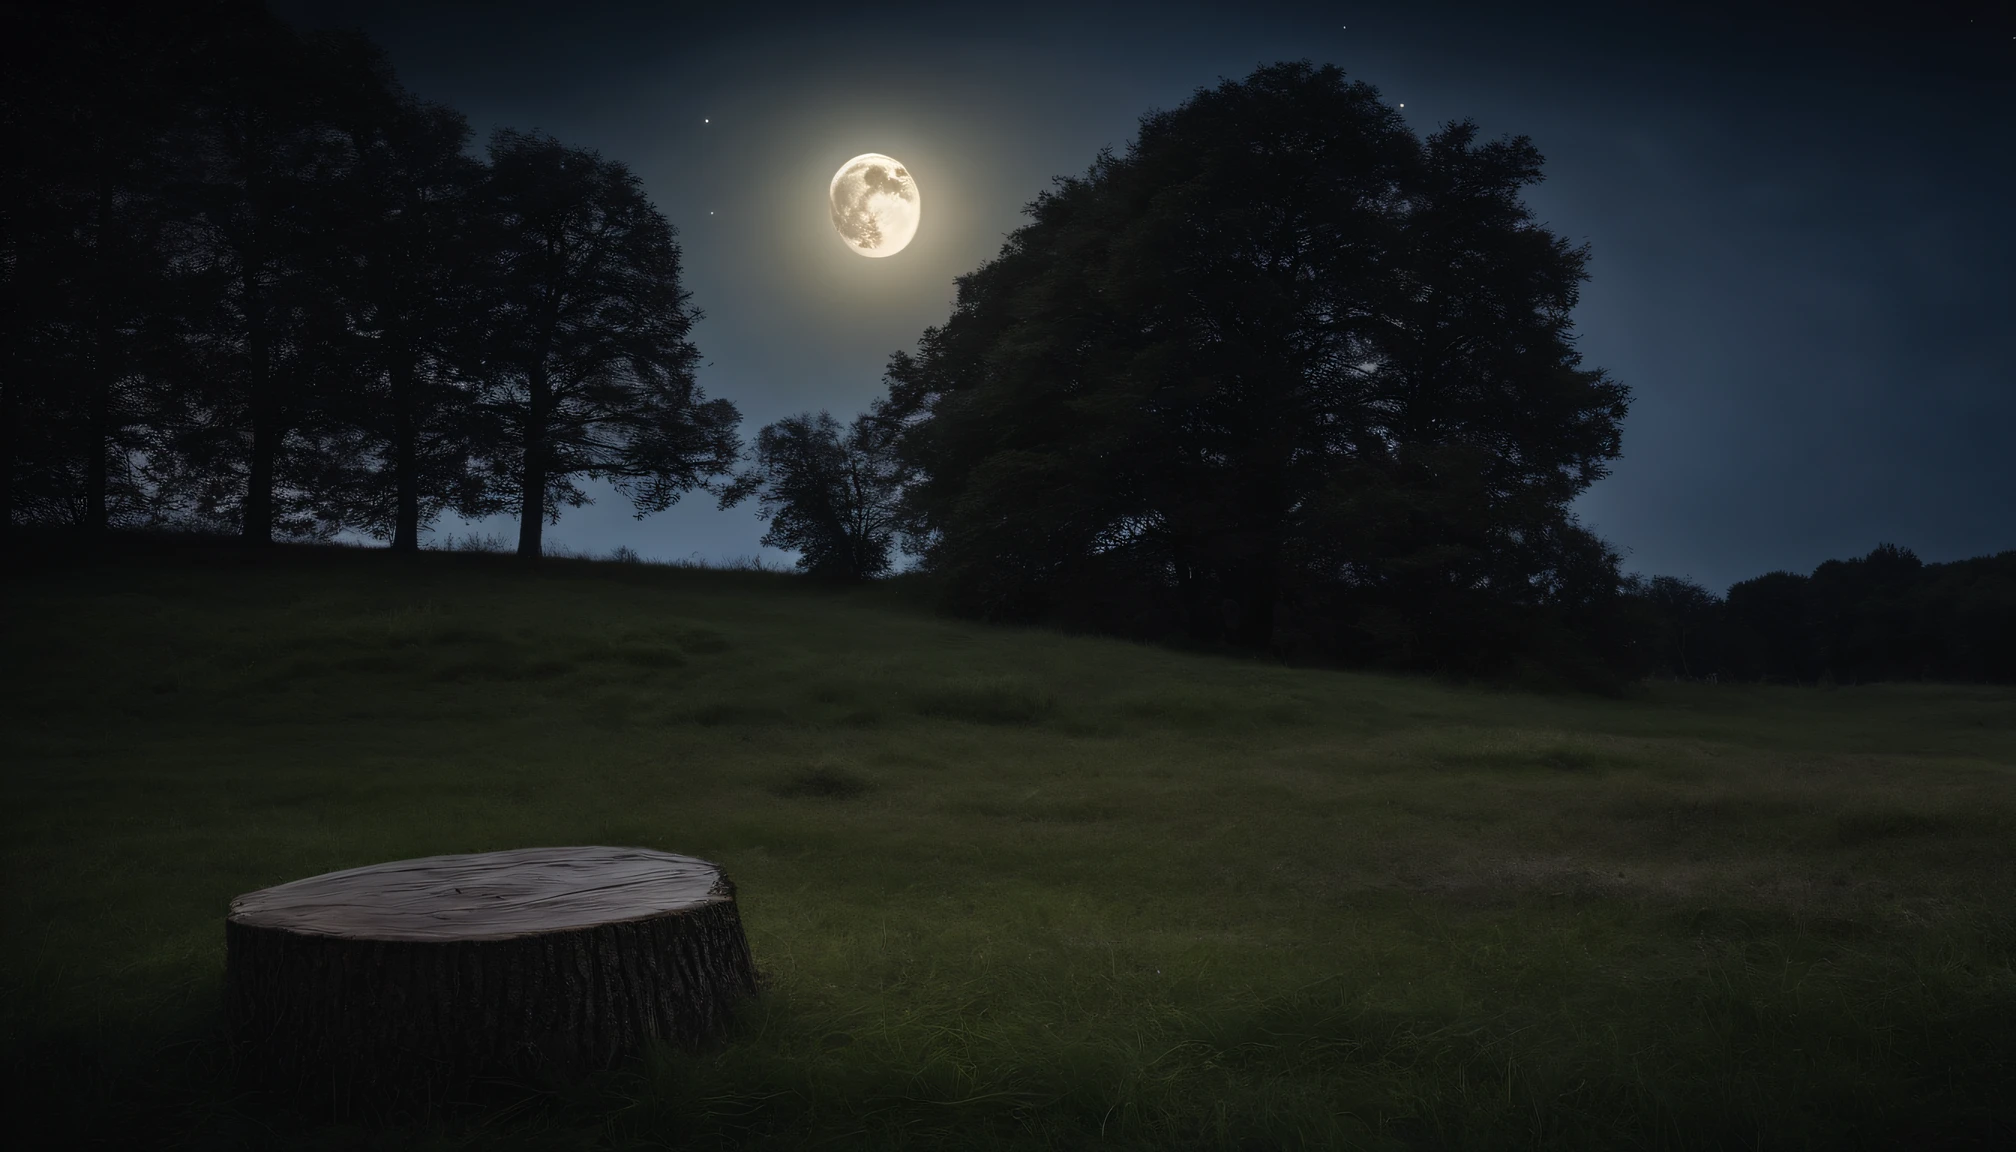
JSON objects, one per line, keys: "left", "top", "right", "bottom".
{"left": 224, "top": 846, "right": 757, "bottom": 1108}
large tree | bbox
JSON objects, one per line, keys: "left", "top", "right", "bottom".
{"left": 165, "top": 10, "right": 364, "bottom": 543}
{"left": 471, "top": 130, "right": 740, "bottom": 557}
{"left": 884, "top": 61, "right": 1630, "bottom": 669}
{"left": 721, "top": 410, "right": 905, "bottom": 581}
{"left": 309, "top": 35, "right": 488, "bottom": 550}
{"left": 2, "top": 2, "right": 220, "bottom": 532}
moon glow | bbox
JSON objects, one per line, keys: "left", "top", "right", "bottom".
{"left": 829, "top": 153, "right": 920, "bottom": 258}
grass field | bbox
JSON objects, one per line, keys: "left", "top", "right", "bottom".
{"left": 4, "top": 541, "right": 2013, "bottom": 1150}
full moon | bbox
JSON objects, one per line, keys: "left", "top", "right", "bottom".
{"left": 829, "top": 153, "right": 920, "bottom": 258}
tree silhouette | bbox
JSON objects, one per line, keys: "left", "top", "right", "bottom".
{"left": 1712, "top": 545, "right": 2015, "bottom": 685}
{"left": 309, "top": 35, "right": 488, "bottom": 550}
{"left": 884, "top": 62, "right": 1629, "bottom": 671}
{"left": 1910, "top": 550, "right": 2016, "bottom": 682}
{"left": 1640, "top": 575, "right": 1721, "bottom": 679}
{"left": 8, "top": 8, "right": 754, "bottom": 561}
{"left": 1807, "top": 542, "right": 1928, "bottom": 683}
{"left": 161, "top": 11, "right": 367, "bottom": 543}
{"left": 722, "top": 410, "right": 904, "bottom": 581}
{"left": 470, "top": 131, "right": 740, "bottom": 558}
{"left": 3, "top": 2, "right": 220, "bottom": 532}
{"left": 1723, "top": 570, "right": 1816, "bottom": 683}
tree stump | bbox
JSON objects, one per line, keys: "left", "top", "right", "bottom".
{"left": 224, "top": 846, "right": 757, "bottom": 1109}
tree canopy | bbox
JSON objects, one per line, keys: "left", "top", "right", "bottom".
{"left": 1617, "top": 544, "right": 2016, "bottom": 686}
{"left": 472, "top": 130, "right": 740, "bottom": 558}
{"left": 5, "top": 3, "right": 738, "bottom": 555}
{"left": 883, "top": 61, "right": 1631, "bottom": 674}
{"left": 310, "top": 38, "right": 489, "bottom": 551}
{"left": 722, "top": 410, "right": 905, "bottom": 582}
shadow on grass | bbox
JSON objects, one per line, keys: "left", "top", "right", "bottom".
{"left": 910, "top": 675, "right": 1054, "bottom": 725}
{"left": 772, "top": 766, "right": 874, "bottom": 799}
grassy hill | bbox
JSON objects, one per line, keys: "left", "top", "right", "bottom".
{"left": 4, "top": 541, "right": 2013, "bottom": 1149}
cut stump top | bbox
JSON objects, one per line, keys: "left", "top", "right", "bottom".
{"left": 227, "top": 846, "right": 732, "bottom": 943}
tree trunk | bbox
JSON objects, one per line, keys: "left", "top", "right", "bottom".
{"left": 1233, "top": 577, "right": 1278, "bottom": 651}
{"left": 85, "top": 172, "right": 114, "bottom": 534}
{"left": 84, "top": 354, "right": 110, "bottom": 534}
{"left": 516, "top": 367, "right": 548, "bottom": 558}
{"left": 1228, "top": 468, "right": 1286, "bottom": 650}
{"left": 0, "top": 378, "right": 15, "bottom": 535}
{"left": 1171, "top": 537, "right": 1216, "bottom": 642}
{"left": 245, "top": 384, "right": 278, "bottom": 545}
{"left": 390, "top": 357, "right": 420, "bottom": 552}
{"left": 224, "top": 846, "right": 758, "bottom": 1115}
{"left": 242, "top": 264, "right": 276, "bottom": 545}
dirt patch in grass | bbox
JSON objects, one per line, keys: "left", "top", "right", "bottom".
{"left": 911, "top": 675, "right": 1054, "bottom": 724}
{"left": 1828, "top": 807, "right": 1958, "bottom": 846}
{"left": 774, "top": 765, "right": 873, "bottom": 799}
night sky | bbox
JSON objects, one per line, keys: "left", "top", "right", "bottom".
{"left": 273, "top": 0, "right": 2013, "bottom": 593}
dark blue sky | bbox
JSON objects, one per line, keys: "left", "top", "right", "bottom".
{"left": 276, "top": 0, "right": 2014, "bottom": 593}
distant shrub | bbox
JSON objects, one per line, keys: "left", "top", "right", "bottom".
{"left": 651, "top": 551, "right": 791, "bottom": 572}
{"left": 436, "top": 532, "right": 512, "bottom": 554}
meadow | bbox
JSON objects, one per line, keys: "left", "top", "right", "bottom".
{"left": 3, "top": 540, "right": 2012, "bottom": 1149}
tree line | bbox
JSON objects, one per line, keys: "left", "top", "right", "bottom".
{"left": 6, "top": 2, "right": 739, "bottom": 555}
{"left": 723, "top": 63, "right": 2014, "bottom": 687}
{"left": 1622, "top": 544, "right": 2015, "bottom": 685}
{"left": 11, "top": 11, "right": 2007, "bottom": 688}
